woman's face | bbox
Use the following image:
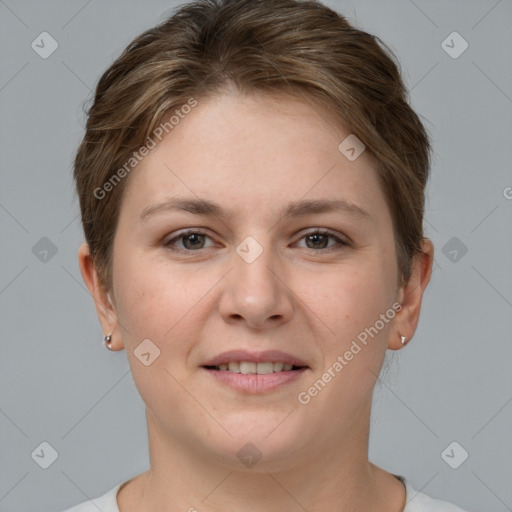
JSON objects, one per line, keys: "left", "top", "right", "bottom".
{"left": 100, "top": 91, "right": 411, "bottom": 469}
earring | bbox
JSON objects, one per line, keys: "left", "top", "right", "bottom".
{"left": 400, "top": 335, "right": 407, "bottom": 345}
{"left": 103, "top": 333, "right": 113, "bottom": 350}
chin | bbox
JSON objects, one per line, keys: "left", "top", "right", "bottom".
{"left": 193, "top": 413, "right": 312, "bottom": 472}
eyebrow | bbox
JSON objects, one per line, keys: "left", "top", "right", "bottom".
{"left": 139, "top": 197, "right": 372, "bottom": 223}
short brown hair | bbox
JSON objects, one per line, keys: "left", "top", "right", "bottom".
{"left": 74, "top": 0, "right": 431, "bottom": 294}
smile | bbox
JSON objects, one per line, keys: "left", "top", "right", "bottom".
{"left": 204, "top": 361, "right": 305, "bottom": 374}
{"left": 202, "top": 364, "right": 308, "bottom": 394}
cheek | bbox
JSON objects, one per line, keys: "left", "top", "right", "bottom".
{"left": 112, "top": 260, "right": 196, "bottom": 413}
{"left": 299, "top": 266, "right": 393, "bottom": 412}
{"left": 113, "top": 254, "right": 215, "bottom": 353}
{"left": 314, "top": 261, "right": 393, "bottom": 337}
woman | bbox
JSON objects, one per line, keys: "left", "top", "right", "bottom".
{"left": 63, "top": 0, "right": 471, "bottom": 510}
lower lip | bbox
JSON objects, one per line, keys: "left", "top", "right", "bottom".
{"left": 202, "top": 367, "right": 308, "bottom": 393}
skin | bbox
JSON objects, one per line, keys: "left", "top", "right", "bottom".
{"left": 79, "top": 89, "right": 433, "bottom": 512}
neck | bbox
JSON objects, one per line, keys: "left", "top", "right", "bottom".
{"left": 119, "top": 403, "right": 406, "bottom": 512}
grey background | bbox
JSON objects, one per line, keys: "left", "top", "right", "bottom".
{"left": 0, "top": 0, "right": 511, "bottom": 511}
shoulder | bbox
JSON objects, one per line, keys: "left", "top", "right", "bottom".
{"left": 400, "top": 476, "right": 473, "bottom": 512}
{"left": 58, "top": 483, "right": 123, "bottom": 512}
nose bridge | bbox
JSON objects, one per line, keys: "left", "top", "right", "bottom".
{"left": 219, "top": 233, "right": 293, "bottom": 327}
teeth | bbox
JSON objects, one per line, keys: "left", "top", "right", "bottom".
{"left": 240, "top": 362, "right": 256, "bottom": 374}
{"left": 214, "top": 361, "right": 300, "bottom": 374}
{"left": 228, "top": 362, "right": 239, "bottom": 372}
{"left": 256, "top": 362, "right": 274, "bottom": 375}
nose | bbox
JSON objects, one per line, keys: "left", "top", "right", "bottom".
{"left": 217, "top": 241, "right": 294, "bottom": 330}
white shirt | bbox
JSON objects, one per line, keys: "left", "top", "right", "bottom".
{"left": 60, "top": 475, "right": 472, "bottom": 512}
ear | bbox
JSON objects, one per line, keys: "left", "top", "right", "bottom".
{"left": 78, "top": 242, "right": 123, "bottom": 351}
{"left": 389, "top": 238, "right": 434, "bottom": 350}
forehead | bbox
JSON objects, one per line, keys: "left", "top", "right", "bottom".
{"left": 119, "top": 90, "right": 390, "bottom": 228}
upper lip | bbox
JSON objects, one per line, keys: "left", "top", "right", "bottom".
{"left": 202, "top": 350, "right": 309, "bottom": 368}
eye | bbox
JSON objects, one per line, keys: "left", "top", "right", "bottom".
{"left": 295, "top": 229, "right": 349, "bottom": 251}
{"left": 164, "top": 229, "right": 215, "bottom": 251}
{"left": 164, "top": 228, "right": 350, "bottom": 253}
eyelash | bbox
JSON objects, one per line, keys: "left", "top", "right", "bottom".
{"left": 164, "top": 228, "right": 350, "bottom": 253}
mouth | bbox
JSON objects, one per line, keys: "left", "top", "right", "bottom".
{"left": 200, "top": 350, "right": 310, "bottom": 393}
{"left": 203, "top": 362, "right": 307, "bottom": 374}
